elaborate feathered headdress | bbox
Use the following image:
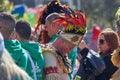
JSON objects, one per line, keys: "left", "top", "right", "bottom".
{"left": 35, "top": 0, "right": 75, "bottom": 33}
{"left": 53, "top": 11, "right": 87, "bottom": 45}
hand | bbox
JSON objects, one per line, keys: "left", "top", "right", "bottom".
{"left": 78, "top": 40, "right": 87, "bottom": 50}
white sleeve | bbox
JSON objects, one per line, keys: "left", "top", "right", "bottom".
{"left": 43, "top": 52, "right": 61, "bottom": 80}
{"left": 43, "top": 52, "right": 57, "bottom": 67}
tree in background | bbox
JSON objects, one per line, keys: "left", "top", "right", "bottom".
{"left": 0, "top": 0, "right": 13, "bottom": 12}
{"left": 0, "top": 0, "right": 5, "bottom": 12}
{"left": 80, "top": 0, "right": 120, "bottom": 29}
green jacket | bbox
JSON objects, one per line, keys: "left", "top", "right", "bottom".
{"left": 49, "top": 34, "right": 77, "bottom": 80}
{"left": 21, "top": 42, "right": 44, "bottom": 80}
{"left": 4, "top": 40, "right": 28, "bottom": 71}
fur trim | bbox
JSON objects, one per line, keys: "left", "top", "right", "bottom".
{"left": 45, "top": 73, "right": 61, "bottom": 80}
{"left": 41, "top": 44, "right": 71, "bottom": 74}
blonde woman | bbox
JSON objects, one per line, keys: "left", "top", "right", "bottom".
{"left": 110, "top": 7, "right": 120, "bottom": 80}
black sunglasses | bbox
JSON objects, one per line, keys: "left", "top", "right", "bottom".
{"left": 99, "top": 39, "right": 105, "bottom": 44}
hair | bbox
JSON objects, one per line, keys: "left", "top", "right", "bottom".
{"left": 37, "top": 0, "right": 74, "bottom": 25}
{"left": 38, "top": 13, "right": 59, "bottom": 44}
{"left": 35, "top": 0, "right": 75, "bottom": 42}
{"left": 0, "top": 12, "right": 16, "bottom": 39}
{"left": 46, "top": 12, "right": 59, "bottom": 23}
{"left": 15, "top": 20, "right": 31, "bottom": 40}
{"left": 38, "top": 30, "right": 51, "bottom": 44}
{"left": 98, "top": 28, "right": 119, "bottom": 51}
{"left": 0, "top": 49, "right": 30, "bottom": 80}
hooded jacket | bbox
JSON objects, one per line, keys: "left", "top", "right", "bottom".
{"left": 4, "top": 40, "right": 28, "bottom": 71}
{"left": 21, "top": 42, "right": 44, "bottom": 80}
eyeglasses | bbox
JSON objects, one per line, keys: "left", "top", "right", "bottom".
{"left": 99, "top": 39, "right": 105, "bottom": 44}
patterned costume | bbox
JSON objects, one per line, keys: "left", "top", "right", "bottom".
{"left": 49, "top": 34, "right": 78, "bottom": 79}
{"left": 41, "top": 10, "right": 86, "bottom": 80}
{"left": 36, "top": 1, "right": 87, "bottom": 79}
{"left": 36, "top": 0, "right": 78, "bottom": 79}
{"left": 42, "top": 44, "right": 71, "bottom": 80}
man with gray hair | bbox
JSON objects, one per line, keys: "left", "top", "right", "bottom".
{"left": 42, "top": 11, "right": 87, "bottom": 80}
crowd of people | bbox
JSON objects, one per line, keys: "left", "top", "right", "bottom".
{"left": 0, "top": 0, "right": 120, "bottom": 80}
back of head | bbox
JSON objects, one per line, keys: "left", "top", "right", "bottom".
{"left": 45, "top": 13, "right": 60, "bottom": 37}
{"left": 15, "top": 20, "right": 31, "bottom": 40}
{"left": 0, "top": 12, "right": 16, "bottom": 40}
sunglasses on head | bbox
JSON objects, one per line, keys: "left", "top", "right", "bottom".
{"left": 99, "top": 39, "right": 105, "bottom": 44}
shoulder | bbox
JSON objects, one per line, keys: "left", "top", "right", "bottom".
{"left": 41, "top": 44, "right": 56, "bottom": 58}
{"left": 41, "top": 44, "right": 58, "bottom": 67}
{"left": 41, "top": 44, "right": 55, "bottom": 54}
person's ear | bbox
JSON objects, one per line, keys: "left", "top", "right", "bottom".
{"left": 9, "top": 31, "right": 17, "bottom": 40}
{"left": 15, "top": 32, "right": 22, "bottom": 41}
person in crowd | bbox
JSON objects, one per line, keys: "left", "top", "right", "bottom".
{"left": 35, "top": 0, "right": 74, "bottom": 44}
{"left": 110, "top": 47, "right": 120, "bottom": 80}
{"left": 75, "top": 40, "right": 105, "bottom": 80}
{"left": 36, "top": 1, "right": 77, "bottom": 79}
{"left": 0, "top": 33, "right": 30, "bottom": 80}
{"left": 42, "top": 11, "right": 87, "bottom": 80}
{"left": 45, "top": 12, "right": 79, "bottom": 79}
{"left": 44, "top": 13, "right": 60, "bottom": 41}
{"left": 75, "top": 28, "right": 119, "bottom": 80}
{"left": 0, "top": 12, "right": 28, "bottom": 71}
{"left": 88, "top": 25, "right": 101, "bottom": 52}
{"left": 95, "top": 28, "right": 119, "bottom": 80}
{"left": 11, "top": 20, "right": 44, "bottom": 80}
{"left": 115, "top": 7, "right": 120, "bottom": 38}
{"left": 109, "top": 7, "right": 120, "bottom": 80}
